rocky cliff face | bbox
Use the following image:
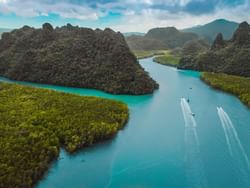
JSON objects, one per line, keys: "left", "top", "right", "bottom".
{"left": 232, "top": 21, "right": 250, "bottom": 45}
{"left": 211, "top": 33, "right": 226, "bottom": 50}
{"left": 0, "top": 23, "right": 158, "bottom": 94}
{"left": 178, "top": 22, "right": 250, "bottom": 77}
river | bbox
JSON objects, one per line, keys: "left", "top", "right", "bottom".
{"left": 1, "top": 57, "right": 250, "bottom": 188}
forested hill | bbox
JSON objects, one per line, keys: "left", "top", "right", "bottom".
{"left": 182, "top": 19, "right": 239, "bottom": 43}
{"left": 0, "top": 23, "right": 158, "bottom": 95}
{"left": 126, "top": 26, "right": 198, "bottom": 51}
{"left": 145, "top": 27, "right": 198, "bottom": 49}
{"left": 178, "top": 21, "right": 250, "bottom": 77}
{"left": 126, "top": 35, "right": 168, "bottom": 51}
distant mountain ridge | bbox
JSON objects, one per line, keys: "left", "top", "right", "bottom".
{"left": 179, "top": 21, "right": 250, "bottom": 77}
{"left": 126, "top": 27, "right": 198, "bottom": 50}
{"left": 182, "top": 19, "right": 239, "bottom": 43}
{"left": 126, "top": 35, "right": 168, "bottom": 50}
{"left": 145, "top": 27, "right": 198, "bottom": 49}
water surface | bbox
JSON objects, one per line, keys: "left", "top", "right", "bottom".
{"left": 1, "top": 57, "right": 250, "bottom": 188}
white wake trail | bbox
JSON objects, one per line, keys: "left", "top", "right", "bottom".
{"left": 217, "top": 107, "right": 250, "bottom": 168}
{"left": 217, "top": 107, "right": 233, "bottom": 157}
{"left": 221, "top": 108, "right": 250, "bottom": 168}
{"left": 181, "top": 98, "right": 199, "bottom": 146}
{"left": 181, "top": 98, "right": 197, "bottom": 127}
{"left": 181, "top": 99, "right": 189, "bottom": 127}
{"left": 181, "top": 98, "right": 207, "bottom": 188}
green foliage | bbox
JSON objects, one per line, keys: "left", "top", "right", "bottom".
{"left": 153, "top": 51, "right": 181, "bottom": 67}
{"left": 0, "top": 24, "right": 158, "bottom": 95}
{"left": 182, "top": 39, "right": 209, "bottom": 56}
{"left": 178, "top": 39, "right": 210, "bottom": 70}
{"left": 182, "top": 19, "right": 239, "bottom": 43}
{"left": 126, "top": 27, "right": 198, "bottom": 51}
{"left": 126, "top": 35, "right": 168, "bottom": 51}
{"left": 201, "top": 72, "right": 250, "bottom": 107}
{"left": 145, "top": 27, "right": 198, "bottom": 49}
{"left": 179, "top": 22, "right": 250, "bottom": 77}
{"left": 0, "top": 82, "right": 129, "bottom": 188}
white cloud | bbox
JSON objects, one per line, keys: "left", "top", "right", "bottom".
{"left": 0, "top": 0, "right": 8, "bottom": 3}
{"left": 111, "top": 1, "right": 250, "bottom": 32}
{"left": 0, "top": 0, "right": 249, "bottom": 32}
{"left": 0, "top": 0, "right": 102, "bottom": 20}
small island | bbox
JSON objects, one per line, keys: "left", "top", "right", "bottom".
{"left": 0, "top": 82, "right": 129, "bottom": 188}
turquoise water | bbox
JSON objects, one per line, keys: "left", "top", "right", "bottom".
{"left": 1, "top": 57, "right": 250, "bottom": 188}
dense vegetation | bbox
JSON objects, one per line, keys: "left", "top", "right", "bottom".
{"left": 182, "top": 19, "right": 238, "bottom": 43}
{"left": 153, "top": 51, "right": 180, "bottom": 67}
{"left": 126, "top": 35, "right": 168, "bottom": 51}
{"left": 181, "top": 39, "right": 209, "bottom": 56}
{"left": 126, "top": 27, "right": 197, "bottom": 51}
{"left": 152, "top": 39, "right": 208, "bottom": 68}
{"left": 0, "top": 23, "right": 158, "bottom": 95}
{"left": 0, "top": 82, "right": 129, "bottom": 188}
{"left": 201, "top": 72, "right": 250, "bottom": 107}
{"left": 177, "top": 39, "right": 210, "bottom": 69}
{"left": 145, "top": 27, "right": 198, "bottom": 49}
{"left": 179, "top": 22, "right": 250, "bottom": 77}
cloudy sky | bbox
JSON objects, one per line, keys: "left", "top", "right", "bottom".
{"left": 0, "top": 0, "right": 249, "bottom": 32}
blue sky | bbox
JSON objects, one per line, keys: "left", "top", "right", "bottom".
{"left": 0, "top": 0, "right": 249, "bottom": 32}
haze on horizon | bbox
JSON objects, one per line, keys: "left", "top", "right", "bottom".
{"left": 0, "top": 0, "right": 249, "bottom": 32}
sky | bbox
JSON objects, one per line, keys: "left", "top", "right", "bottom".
{"left": 0, "top": 0, "right": 249, "bottom": 32}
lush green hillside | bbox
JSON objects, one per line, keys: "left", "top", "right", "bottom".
{"left": 179, "top": 22, "right": 250, "bottom": 77}
{"left": 182, "top": 19, "right": 239, "bottom": 43}
{"left": 145, "top": 27, "right": 198, "bottom": 49}
{"left": 0, "top": 23, "right": 158, "bottom": 95}
{"left": 181, "top": 39, "right": 209, "bottom": 56}
{"left": 126, "top": 35, "right": 168, "bottom": 51}
{"left": 0, "top": 82, "right": 129, "bottom": 188}
{"left": 201, "top": 72, "right": 250, "bottom": 107}
{"left": 126, "top": 27, "right": 198, "bottom": 51}
{"left": 153, "top": 51, "right": 180, "bottom": 67}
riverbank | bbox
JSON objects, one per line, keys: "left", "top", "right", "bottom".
{"left": 4, "top": 57, "right": 249, "bottom": 188}
{"left": 133, "top": 50, "right": 166, "bottom": 59}
{"left": 153, "top": 52, "right": 180, "bottom": 67}
{"left": 0, "top": 82, "right": 129, "bottom": 188}
{"left": 201, "top": 72, "right": 250, "bottom": 107}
